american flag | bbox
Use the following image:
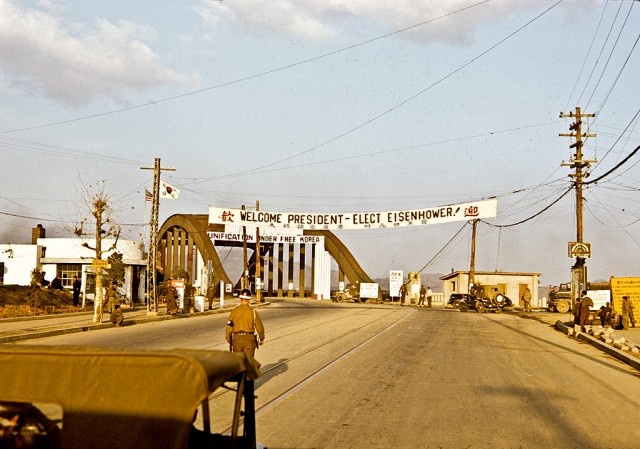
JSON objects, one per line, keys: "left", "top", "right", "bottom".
{"left": 144, "top": 188, "right": 153, "bottom": 204}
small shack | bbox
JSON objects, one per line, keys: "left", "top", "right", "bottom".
{"left": 440, "top": 270, "right": 541, "bottom": 309}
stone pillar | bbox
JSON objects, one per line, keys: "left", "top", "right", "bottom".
{"left": 278, "top": 244, "right": 284, "bottom": 297}
{"left": 287, "top": 244, "right": 294, "bottom": 298}
{"left": 298, "top": 244, "right": 306, "bottom": 298}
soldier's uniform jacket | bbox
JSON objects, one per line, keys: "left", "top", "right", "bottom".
{"left": 225, "top": 303, "right": 265, "bottom": 345}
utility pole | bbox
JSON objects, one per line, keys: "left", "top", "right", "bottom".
{"left": 469, "top": 219, "right": 478, "bottom": 291}
{"left": 241, "top": 205, "right": 248, "bottom": 291}
{"left": 560, "top": 107, "right": 596, "bottom": 300}
{"left": 255, "top": 200, "right": 262, "bottom": 302}
{"left": 141, "top": 158, "right": 175, "bottom": 316}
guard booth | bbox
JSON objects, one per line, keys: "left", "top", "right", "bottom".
{"left": 441, "top": 270, "right": 541, "bottom": 309}
{"left": 407, "top": 272, "right": 421, "bottom": 304}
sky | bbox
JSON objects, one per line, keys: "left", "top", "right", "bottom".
{"left": 1, "top": 0, "right": 639, "bottom": 286}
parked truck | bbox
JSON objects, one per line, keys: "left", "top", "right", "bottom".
{"left": 548, "top": 282, "right": 572, "bottom": 313}
{"left": 547, "top": 281, "right": 611, "bottom": 313}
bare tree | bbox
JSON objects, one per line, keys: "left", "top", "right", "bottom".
{"left": 74, "top": 181, "right": 121, "bottom": 323}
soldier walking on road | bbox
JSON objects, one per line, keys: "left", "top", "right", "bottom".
{"left": 225, "top": 289, "right": 265, "bottom": 358}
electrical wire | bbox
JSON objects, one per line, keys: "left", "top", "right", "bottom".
{"left": 575, "top": 0, "right": 625, "bottom": 106}
{"left": 415, "top": 221, "right": 469, "bottom": 275}
{"left": 586, "top": 142, "right": 640, "bottom": 185}
{"left": 200, "top": 0, "right": 566, "bottom": 181}
{"left": 564, "top": 0, "right": 610, "bottom": 111}
{"left": 0, "top": 1, "right": 492, "bottom": 135}
{"left": 585, "top": 1, "right": 638, "bottom": 110}
{"left": 481, "top": 186, "right": 573, "bottom": 228}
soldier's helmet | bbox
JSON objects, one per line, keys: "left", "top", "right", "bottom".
{"left": 239, "top": 289, "right": 252, "bottom": 300}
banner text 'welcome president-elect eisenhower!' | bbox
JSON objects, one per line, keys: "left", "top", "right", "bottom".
{"left": 209, "top": 198, "right": 497, "bottom": 231}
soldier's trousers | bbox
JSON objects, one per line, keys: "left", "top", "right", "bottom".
{"left": 231, "top": 334, "right": 258, "bottom": 358}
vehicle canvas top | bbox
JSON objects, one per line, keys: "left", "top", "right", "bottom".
{"left": 0, "top": 345, "right": 261, "bottom": 449}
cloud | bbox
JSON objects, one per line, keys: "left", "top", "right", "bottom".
{"left": 199, "top": 0, "right": 600, "bottom": 44}
{"left": 0, "top": 0, "right": 188, "bottom": 105}
{"left": 199, "top": 0, "right": 598, "bottom": 44}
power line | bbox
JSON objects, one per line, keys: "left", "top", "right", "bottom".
{"left": 481, "top": 186, "right": 573, "bottom": 228}
{"left": 213, "top": 0, "right": 566, "bottom": 179}
{"left": 415, "top": 221, "right": 469, "bottom": 275}
{"left": 0, "top": 0, "right": 491, "bottom": 135}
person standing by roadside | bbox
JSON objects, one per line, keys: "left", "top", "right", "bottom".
{"left": 399, "top": 283, "right": 407, "bottom": 307}
{"left": 579, "top": 290, "right": 594, "bottom": 333}
{"left": 72, "top": 275, "right": 81, "bottom": 307}
{"left": 426, "top": 286, "right": 433, "bottom": 308}
{"left": 621, "top": 296, "right": 633, "bottom": 330}
{"left": 418, "top": 285, "right": 426, "bottom": 307}
{"left": 573, "top": 297, "right": 582, "bottom": 327}
{"left": 106, "top": 284, "right": 117, "bottom": 315}
{"left": 604, "top": 302, "right": 613, "bottom": 328}
{"left": 225, "top": 289, "right": 265, "bottom": 358}
{"left": 522, "top": 287, "right": 532, "bottom": 312}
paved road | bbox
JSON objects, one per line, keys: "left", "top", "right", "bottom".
{"left": 0, "top": 299, "right": 244, "bottom": 343}
{"left": 6, "top": 301, "right": 640, "bottom": 448}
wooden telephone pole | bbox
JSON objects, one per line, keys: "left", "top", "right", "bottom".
{"left": 560, "top": 107, "right": 596, "bottom": 296}
{"left": 469, "top": 219, "right": 478, "bottom": 290}
{"left": 255, "top": 200, "right": 262, "bottom": 302}
{"left": 141, "top": 158, "right": 175, "bottom": 316}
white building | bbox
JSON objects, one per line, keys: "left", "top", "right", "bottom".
{"left": 0, "top": 244, "right": 43, "bottom": 286}
{"left": 440, "top": 270, "right": 541, "bottom": 309}
{"left": 0, "top": 225, "right": 146, "bottom": 304}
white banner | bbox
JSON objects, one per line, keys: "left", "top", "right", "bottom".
{"left": 208, "top": 232, "right": 324, "bottom": 245}
{"left": 209, "top": 198, "right": 497, "bottom": 231}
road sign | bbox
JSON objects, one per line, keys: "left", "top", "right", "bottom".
{"left": 92, "top": 259, "right": 109, "bottom": 268}
{"left": 568, "top": 242, "right": 591, "bottom": 259}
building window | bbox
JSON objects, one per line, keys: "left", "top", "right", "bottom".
{"left": 0, "top": 262, "right": 4, "bottom": 284}
{"left": 57, "top": 264, "right": 81, "bottom": 288}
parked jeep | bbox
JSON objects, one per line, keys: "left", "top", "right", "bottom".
{"left": 548, "top": 283, "right": 572, "bottom": 313}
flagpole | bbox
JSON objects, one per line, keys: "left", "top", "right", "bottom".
{"left": 141, "top": 157, "right": 176, "bottom": 316}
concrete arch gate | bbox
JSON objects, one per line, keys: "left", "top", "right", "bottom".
{"left": 157, "top": 214, "right": 373, "bottom": 298}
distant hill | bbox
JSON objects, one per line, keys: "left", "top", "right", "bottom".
{"left": 372, "top": 273, "right": 444, "bottom": 292}
{"left": 217, "top": 249, "right": 446, "bottom": 291}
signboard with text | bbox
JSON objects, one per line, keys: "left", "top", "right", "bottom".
{"left": 359, "top": 283, "right": 379, "bottom": 299}
{"left": 389, "top": 270, "right": 403, "bottom": 297}
{"left": 209, "top": 198, "right": 497, "bottom": 231}
{"left": 610, "top": 277, "right": 640, "bottom": 313}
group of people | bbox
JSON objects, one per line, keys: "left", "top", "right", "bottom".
{"left": 39, "top": 272, "right": 83, "bottom": 307}
{"left": 398, "top": 283, "right": 433, "bottom": 307}
{"left": 575, "top": 290, "right": 636, "bottom": 331}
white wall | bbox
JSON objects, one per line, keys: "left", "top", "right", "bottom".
{"left": 0, "top": 244, "right": 41, "bottom": 285}
{"left": 38, "top": 238, "right": 144, "bottom": 260}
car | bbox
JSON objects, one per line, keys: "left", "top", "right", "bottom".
{"left": 458, "top": 292, "right": 513, "bottom": 313}
{"left": 448, "top": 293, "right": 470, "bottom": 308}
